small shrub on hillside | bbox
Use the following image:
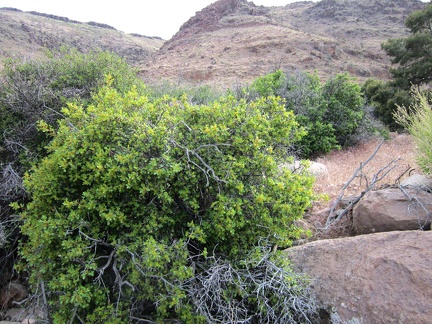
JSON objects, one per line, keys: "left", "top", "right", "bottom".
{"left": 147, "top": 81, "right": 224, "bottom": 105}
{"left": 321, "top": 73, "right": 365, "bottom": 147}
{"left": 363, "top": 78, "right": 412, "bottom": 131}
{"left": 276, "top": 71, "right": 339, "bottom": 157}
{"left": 238, "top": 70, "right": 372, "bottom": 158}
{"left": 19, "top": 83, "right": 317, "bottom": 322}
{"left": 250, "top": 69, "right": 286, "bottom": 98}
{"left": 295, "top": 116, "right": 339, "bottom": 158}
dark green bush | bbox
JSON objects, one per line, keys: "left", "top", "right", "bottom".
{"left": 238, "top": 70, "right": 371, "bottom": 158}
{"left": 373, "top": 3, "right": 432, "bottom": 130}
{"left": 250, "top": 69, "right": 286, "bottom": 98}
{"left": 282, "top": 71, "right": 338, "bottom": 157}
{"left": 19, "top": 84, "right": 317, "bottom": 322}
{"left": 295, "top": 116, "right": 339, "bottom": 158}
{"left": 382, "top": 2, "right": 432, "bottom": 90}
{"left": 363, "top": 78, "right": 412, "bottom": 131}
{"left": 321, "top": 73, "right": 365, "bottom": 147}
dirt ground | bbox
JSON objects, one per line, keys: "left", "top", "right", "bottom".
{"left": 305, "top": 133, "right": 420, "bottom": 240}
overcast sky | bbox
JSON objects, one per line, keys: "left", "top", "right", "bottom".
{"left": 0, "top": 0, "right": 318, "bottom": 39}
{"left": 0, "top": 1, "right": 428, "bottom": 39}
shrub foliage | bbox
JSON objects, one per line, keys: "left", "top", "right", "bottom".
{"left": 368, "top": 2, "right": 432, "bottom": 129}
{"left": 0, "top": 48, "right": 143, "bottom": 201}
{"left": 240, "top": 70, "right": 368, "bottom": 157}
{"left": 362, "top": 78, "right": 412, "bottom": 131}
{"left": 382, "top": 2, "right": 432, "bottom": 89}
{"left": 0, "top": 49, "right": 145, "bottom": 290}
{"left": 0, "top": 49, "right": 145, "bottom": 288}
{"left": 19, "top": 83, "right": 317, "bottom": 322}
{"left": 394, "top": 90, "right": 432, "bottom": 175}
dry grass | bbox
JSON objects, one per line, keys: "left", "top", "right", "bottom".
{"left": 304, "top": 133, "right": 420, "bottom": 239}
{"left": 314, "top": 133, "right": 419, "bottom": 201}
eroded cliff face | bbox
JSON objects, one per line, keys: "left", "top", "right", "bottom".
{"left": 165, "top": 0, "right": 268, "bottom": 45}
{"left": 140, "top": 0, "right": 425, "bottom": 87}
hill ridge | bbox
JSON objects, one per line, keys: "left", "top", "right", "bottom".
{"left": 140, "top": 0, "right": 425, "bottom": 87}
{"left": 0, "top": 0, "right": 427, "bottom": 87}
{"left": 0, "top": 8, "right": 164, "bottom": 66}
{"left": 166, "top": 0, "right": 268, "bottom": 47}
{"left": 0, "top": 7, "right": 162, "bottom": 39}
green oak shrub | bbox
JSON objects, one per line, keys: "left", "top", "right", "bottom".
{"left": 250, "top": 69, "right": 286, "bottom": 98}
{"left": 0, "top": 49, "right": 145, "bottom": 289}
{"left": 281, "top": 71, "right": 339, "bottom": 157}
{"left": 147, "top": 81, "right": 224, "bottom": 105}
{"left": 320, "top": 73, "right": 365, "bottom": 147}
{"left": 19, "top": 82, "right": 316, "bottom": 322}
{"left": 362, "top": 78, "right": 412, "bottom": 131}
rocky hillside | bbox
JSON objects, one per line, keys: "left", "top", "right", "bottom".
{"left": 0, "top": 7, "right": 164, "bottom": 66}
{"left": 0, "top": 0, "right": 426, "bottom": 88}
{"left": 140, "top": 0, "right": 425, "bottom": 87}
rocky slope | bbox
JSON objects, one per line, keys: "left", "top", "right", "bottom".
{"left": 140, "top": 0, "right": 425, "bottom": 87}
{"left": 0, "top": 0, "right": 426, "bottom": 87}
{"left": 0, "top": 8, "right": 164, "bottom": 66}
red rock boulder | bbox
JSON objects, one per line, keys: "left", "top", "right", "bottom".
{"left": 286, "top": 231, "right": 432, "bottom": 324}
{"left": 0, "top": 283, "right": 27, "bottom": 309}
{"left": 353, "top": 188, "right": 432, "bottom": 234}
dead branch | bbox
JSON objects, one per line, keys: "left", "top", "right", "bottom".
{"left": 398, "top": 185, "right": 432, "bottom": 230}
{"left": 170, "top": 139, "right": 229, "bottom": 187}
{"left": 394, "top": 165, "right": 413, "bottom": 184}
{"left": 0, "top": 163, "right": 25, "bottom": 202}
{"left": 93, "top": 249, "right": 116, "bottom": 285}
{"left": 39, "top": 279, "right": 52, "bottom": 324}
{"left": 324, "top": 140, "right": 400, "bottom": 229}
{"left": 186, "top": 247, "right": 317, "bottom": 324}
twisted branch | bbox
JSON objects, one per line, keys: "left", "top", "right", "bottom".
{"left": 325, "top": 140, "right": 400, "bottom": 229}
{"left": 398, "top": 185, "right": 432, "bottom": 230}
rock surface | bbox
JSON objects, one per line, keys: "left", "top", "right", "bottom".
{"left": 308, "top": 162, "right": 329, "bottom": 179}
{"left": 400, "top": 174, "right": 432, "bottom": 192}
{"left": 353, "top": 188, "right": 432, "bottom": 234}
{"left": 0, "top": 283, "right": 27, "bottom": 309}
{"left": 281, "top": 161, "right": 329, "bottom": 179}
{"left": 0, "top": 307, "right": 40, "bottom": 324}
{"left": 286, "top": 231, "right": 432, "bottom": 324}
